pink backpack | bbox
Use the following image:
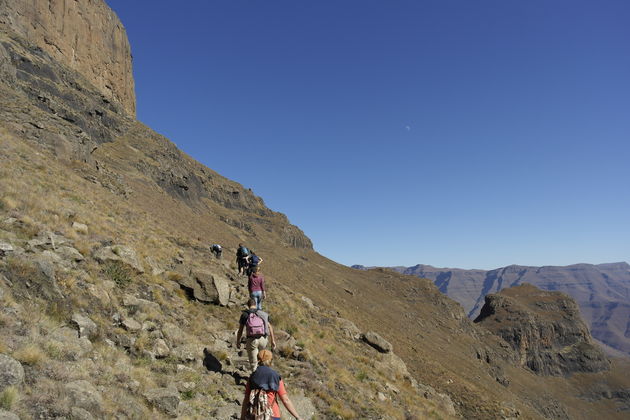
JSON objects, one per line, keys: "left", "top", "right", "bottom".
{"left": 246, "top": 311, "right": 265, "bottom": 337}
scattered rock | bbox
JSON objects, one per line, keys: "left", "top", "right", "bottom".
{"left": 362, "top": 331, "right": 393, "bottom": 353}
{"left": 49, "top": 327, "right": 93, "bottom": 360}
{"left": 0, "top": 355, "right": 24, "bottom": 391}
{"left": 70, "top": 407, "right": 95, "bottom": 420}
{"left": 72, "top": 222, "right": 89, "bottom": 235}
{"left": 122, "top": 294, "right": 160, "bottom": 313}
{"left": 145, "top": 256, "right": 164, "bottom": 276}
{"left": 290, "top": 389, "right": 317, "bottom": 419}
{"left": 71, "top": 313, "right": 98, "bottom": 339}
{"left": 65, "top": 380, "right": 103, "bottom": 414}
{"left": 0, "top": 410, "right": 20, "bottom": 420}
{"left": 122, "top": 318, "right": 142, "bottom": 332}
{"left": 94, "top": 245, "right": 144, "bottom": 274}
{"left": 0, "top": 241, "right": 14, "bottom": 257}
{"left": 202, "top": 348, "right": 223, "bottom": 373}
{"left": 144, "top": 387, "right": 180, "bottom": 417}
{"left": 212, "top": 405, "right": 240, "bottom": 420}
{"left": 154, "top": 339, "right": 170, "bottom": 358}
{"left": 301, "top": 295, "right": 316, "bottom": 310}
{"left": 337, "top": 317, "right": 361, "bottom": 340}
{"left": 56, "top": 245, "right": 85, "bottom": 262}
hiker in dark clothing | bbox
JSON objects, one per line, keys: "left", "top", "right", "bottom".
{"left": 236, "top": 299, "right": 276, "bottom": 371}
{"left": 246, "top": 250, "right": 263, "bottom": 276}
{"left": 211, "top": 243, "right": 222, "bottom": 259}
{"left": 240, "top": 350, "right": 303, "bottom": 420}
{"left": 236, "top": 243, "right": 250, "bottom": 275}
{"left": 248, "top": 266, "right": 266, "bottom": 310}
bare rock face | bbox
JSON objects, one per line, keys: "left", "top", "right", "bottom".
{"left": 474, "top": 283, "right": 610, "bottom": 376}
{"left": 0, "top": 0, "right": 136, "bottom": 116}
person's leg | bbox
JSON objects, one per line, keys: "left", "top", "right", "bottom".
{"left": 251, "top": 291, "right": 263, "bottom": 310}
{"left": 246, "top": 337, "right": 258, "bottom": 371}
{"left": 257, "top": 336, "right": 269, "bottom": 353}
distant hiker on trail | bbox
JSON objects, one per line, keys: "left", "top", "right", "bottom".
{"left": 246, "top": 250, "right": 263, "bottom": 276}
{"left": 248, "top": 266, "right": 266, "bottom": 310}
{"left": 240, "top": 350, "right": 304, "bottom": 420}
{"left": 236, "top": 243, "right": 250, "bottom": 276}
{"left": 211, "top": 243, "right": 222, "bottom": 259}
{"left": 236, "top": 298, "right": 276, "bottom": 371}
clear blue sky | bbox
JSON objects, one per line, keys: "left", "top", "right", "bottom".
{"left": 107, "top": 0, "right": 629, "bottom": 269}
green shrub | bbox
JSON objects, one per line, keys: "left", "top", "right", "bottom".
{"left": 103, "top": 261, "right": 132, "bottom": 288}
{"left": 0, "top": 386, "right": 18, "bottom": 410}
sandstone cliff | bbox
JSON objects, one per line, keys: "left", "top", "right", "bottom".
{"left": 474, "top": 283, "right": 611, "bottom": 376}
{"left": 0, "top": 0, "right": 135, "bottom": 116}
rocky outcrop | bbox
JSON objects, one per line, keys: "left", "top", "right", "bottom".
{"left": 0, "top": 0, "right": 135, "bottom": 116}
{"left": 391, "top": 262, "right": 630, "bottom": 356}
{"left": 474, "top": 283, "right": 610, "bottom": 376}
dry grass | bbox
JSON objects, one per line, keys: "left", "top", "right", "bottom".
{"left": 13, "top": 343, "right": 46, "bottom": 366}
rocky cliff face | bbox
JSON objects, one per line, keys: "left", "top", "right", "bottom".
{"left": 0, "top": 0, "right": 135, "bottom": 116}
{"left": 392, "top": 262, "right": 630, "bottom": 356}
{"left": 474, "top": 283, "right": 611, "bottom": 376}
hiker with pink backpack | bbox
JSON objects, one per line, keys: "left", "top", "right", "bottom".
{"left": 236, "top": 298, "right": 277, "bottom": 371}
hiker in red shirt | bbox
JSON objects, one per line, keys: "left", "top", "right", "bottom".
{"left": 240, "top": 350, "right": 303, "bottom": 420}
{"left": 248, "top": 266, "right": 266, "bottom": 310}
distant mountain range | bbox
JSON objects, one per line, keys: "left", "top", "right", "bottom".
{"left": 353, "top": 262, "right": 630, "bottom": 356}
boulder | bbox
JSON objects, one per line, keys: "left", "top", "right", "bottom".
{"left": 145, "top": 256, "right": 164, "bottom": 276}
{"left": 70, "top": 407, "right": 95, "bottom": 420}
{"left": 65, "top": 380, "right": 103, "bottom": 414}
{"left": 94, "top": 245, "right": 144, "bottom": 274}
{"left": 362, "top": 331, "right": 393, "bottom": 353}
{"left": 212, "top": 405, "right": 240, "bottom": 420}
{"left": 72, "top": 222, "right": 89, "bottom": 235}
{"left": 56, "top": 246, "right": 85, "bottom": 263}
{"left": 337, "top": 317, "right": 361, "bottom": 340}
{"left": 122, "top": 294, "right": 160, "bottom": 314}
{"left": 122, "top": 318, "right": 142, "bottom": 332}
{"left": 0, "top": 355, "right": 24, "bottom": 391}
{"left": 0, "top": 241, "right": 14, "bottom": 257}
{"left": 71, "top": 313, "right": 98, "bottom": 339}
{"left": 0, "top": 410, "right": 20, "bottom": 420}
{"left": 144, "top": 387, "right": 180, "bottom": 417}
{"left": 175, "top": 270, "right": 230, "bottom": 306}
{"left": 154, "top": 339, "right": 170, "bottom": 358}
{"left": 49, "top": 327, "right": 93, "bottom": 360}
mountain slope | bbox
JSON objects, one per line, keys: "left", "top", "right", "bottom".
{"left": 1, "top": 1, "right": 630, "bottom": 419}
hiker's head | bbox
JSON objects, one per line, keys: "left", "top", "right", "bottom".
{"left": 247, "top": 298, "right": 257, "bottom": 308}
{"left": 253, "top": 266, "right": 260, "bottom": 274}
{"left": 238, "top": 243, "right": 242, "bottom": 247}
{"left": 258, "top": 349, "right": 273, "bottom": 366}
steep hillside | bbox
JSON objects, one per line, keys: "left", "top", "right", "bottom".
{"left": 2, "top": 1, "right": 630, "bottom": 419}
{"left": 388, "top": 263, "right": 630, "bottom": 356}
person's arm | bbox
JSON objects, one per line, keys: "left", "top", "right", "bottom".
{"left": 236, "top": 323, "right": 244, "bottom": 349}
{"left": 262, "top": 276, "right": 266, "bottom": 299}
{"left": 240, "top": 383, "right": 251, "bottom": 420}
{"left": 269, "top": 322, "right": 277, "bottom": 350}
{"left": 279, "top": 393, "right": 302, "bottom": 420}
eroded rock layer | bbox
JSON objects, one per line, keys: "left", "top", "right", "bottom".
{"left": 0, "top": 0, "right": 135, "bottom": 116}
